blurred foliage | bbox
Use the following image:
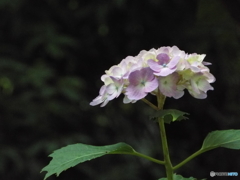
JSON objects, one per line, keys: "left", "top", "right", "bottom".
{"left": 0, "top": 0, "right": 240, "bottom": 180}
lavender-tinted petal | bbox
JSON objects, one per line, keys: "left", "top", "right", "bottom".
{"left": 203, "top": 61, "right": 212, "bottom": 65}
{"left": 190, "top": 79, "right": 201, "bottom": 94}
{"left": 154, "top": 68, "right": 174, "bottom": 76}
{"left": 156, "top": 53, "right": 170, "bottom": 64}
{"left": 188, "top": 90, "right": 207, "bottom": 99}
{"left": 111, "top": 66, "right": 124, "bottom": 78}
{"left": 90, "top": 96, "right": 104, "bottom": 106}
{"left": 141, "top": 67, "right": 155, "bottom": 81}
{"left": 171, "top": 46, "right": 180, "bottom": 54}
{"left": 99, "top": 85, "right": 106, "bottom": 95}
{"left": 108, "top": 91, "right": 118, "bottom": 100}
{"left": 167, "top": 56, "right": 179, "bottom": 68}
{"left": 128, "top": 70, "right": 141, "bottom": 85}
{"left": 123, "top": 95, "right": 132, "bottom": 104}
{"left": 205, "top": 72, "right": 216, "bottom": 83}
{"left": 100, "top": 99, "right": 109, "bottom": 107}
{"left": 144, "top": 77, "right": 158, "bottom": 92}
{"left": 126, "top": 85, "right": 146, "bottom": 100}
{"left": 197, "top": 79, "right": 214, "bottom": 92}
{"left": 148, "top": 59, "right": 162, "bottom": 72}
{"left": 190, "top": 66, "right": 201, "bottom": 73}
{"left": 172, "top": 90, "right": 184, "bottom": 99}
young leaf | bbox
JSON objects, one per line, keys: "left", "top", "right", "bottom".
{"left": 201, "top": 129, "right": 240, "bottom": 150}
{"left": 158, "top": 174, "right": 199, "bottom": 180}
{"left": 150, "top": 109, "right": 189, "bottom": 124}
{"left": 41, "top": 142, "right": 135, "bottom": 180}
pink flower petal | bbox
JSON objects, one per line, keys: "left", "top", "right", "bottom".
{"left": 148, "top": 59, "right": 162, "bottom": 72}
{"left": 154, "top": 68, "right": 175, "bottom": 76}
{"left": 167, "top": 56, "right": 180, "bottom": 68}
{"left": 125, "top": 67, "right": 158, "bottom": 100}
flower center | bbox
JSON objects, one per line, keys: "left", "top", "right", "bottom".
{"left": 140, "top": 81, "right": 146, "bottom": 86}
{"left": 162, "top": 63, "right": 167, "bottom": 67}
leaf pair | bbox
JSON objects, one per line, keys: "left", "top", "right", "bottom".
{"left": 41, "top": 129, "right": 240, "bottom": 180}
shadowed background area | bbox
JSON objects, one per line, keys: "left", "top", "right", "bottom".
{"left": 1, "top": 0, "right": 240, "bottom": 179}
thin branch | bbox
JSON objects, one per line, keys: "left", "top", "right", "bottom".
{"left": 141, "top": 98, "right": 159, "bottom": 111}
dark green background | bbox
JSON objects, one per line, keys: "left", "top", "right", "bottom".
{"left": 1, "top": 0, "right": 240, "bottom": 179}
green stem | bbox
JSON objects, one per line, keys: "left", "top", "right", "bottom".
{"left": 133, "top": 152, "right": 165, "bottom": 165}
{"left": 158, "top": 117, "right": 173, "bottom": 179}
{"left": 157, "top": 91, "right": 173, "bottom": 180}
{"left": 173, "top": 148, "right": 213, "bottom": 170}
{"left": 111, "top": 151, "right": 165, "bottom": 165}
{"left": 141, "top": 98, "right": 159, "bottom": 111}
{"left": 157, "top": 91, "right": 166, "bottom": 110}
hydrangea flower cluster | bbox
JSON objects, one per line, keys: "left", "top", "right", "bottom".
{"left": 90, "top": 46, "right": 215, "bottom": 107}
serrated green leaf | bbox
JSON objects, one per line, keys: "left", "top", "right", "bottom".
{"left": 150, "top": 109, "right": 189, "bottom": 124}
{"left": 158, "top": 174, "right": 197, "bottom": 180}
{"left": 201, "top": 129, "right": 240, "bottom": 150}
{"left": 41, "top": 142, "right": 135, "bottom": 180}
